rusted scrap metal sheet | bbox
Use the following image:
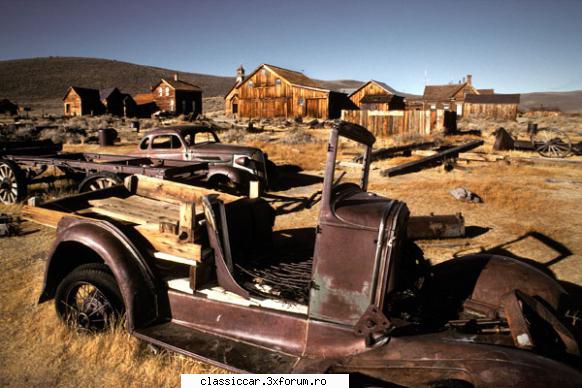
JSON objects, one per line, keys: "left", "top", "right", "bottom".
{"left": 353, "top": 141, "right": 436, "bottom": 163}
{"left": 493, "top": 128, "right": 534, "bottom": 151}
{"left": 381, "top": 140, "right": 484, "bottom": 177}
{"left": 407, "top": 213, "right": 465, "bottom": 240}
{"left": 0, "top": 140, "right": 62, "bottom": 156}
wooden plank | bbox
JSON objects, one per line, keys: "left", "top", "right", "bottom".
{"left": 179, "top": 202, "right": 196, "bottom": 243}
{"left": 125, "top": 175, "right": 239, "bottom": 205}
{"left": 88, "top": 206, "right": 152, "bottom": 225}
{"left": 22, "top": 205, "right": 201, "bottom": 261}
{"left": 153, "top": 251, "right": 198, "bottom": 266}
{"left": 135, "top": 224, "right": 201, "bottom": 260}
{"left": 89, "top": 197, "right": 180, "bottom": 222}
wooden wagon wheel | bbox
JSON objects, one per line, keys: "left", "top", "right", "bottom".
{"left": 0, "top": 159, "right": 27, "bottom": 204}
{"left": 531, "top": 128, "right": 572, "bottom": 158}
{"left": 78, "top": 173, "right": 122, "bottom": 193}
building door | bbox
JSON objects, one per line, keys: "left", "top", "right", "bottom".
{"left": 182, "top": 100, "right": 187, "bottom": 114}
{"left": 456, "top": 103, "right": 463, "bottom": 116}
{"left": 306, "top": 99, "right": 319, "bottom": 118}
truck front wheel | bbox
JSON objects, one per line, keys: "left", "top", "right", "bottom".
{"left": 55, "top": 263, "right": 124, "bottom": 332}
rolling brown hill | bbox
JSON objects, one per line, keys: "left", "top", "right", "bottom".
{"left": 1, "top": 57, "right": 581, "bottom": 114}
{"left": 0, "top": 57, "right": 363, "bottom": 113}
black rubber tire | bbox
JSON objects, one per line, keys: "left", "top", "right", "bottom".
{"left": 0, "top": 159, "right": 27, "bottom": 204}
{"left": 78, "top": 172, "right": 122, "bottom": 193}
{"left": 55, "top": 263, "right": 124, "bottom": 332}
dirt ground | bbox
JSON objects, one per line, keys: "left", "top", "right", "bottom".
{"left": 1, "top": 114, "right": 581, "bottom": 386}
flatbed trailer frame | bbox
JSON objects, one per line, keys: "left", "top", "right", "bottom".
{"left": 0, "top": 150, "right": 208, "bottom": 204}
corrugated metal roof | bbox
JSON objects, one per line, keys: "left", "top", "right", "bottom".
{"left": 99, "top": 87, "right": 119, "bottom": 100}
{"left": 465, "top": 93, "right": 520, "bottom": 104}
{"left": 423, "top": 84, "right": 465, "bottom": 101}
{"left": 133, "top": 92, "right": 155, "bottom": 104}
{"left": 158, "top": 78, "right": 201, "bottom": 91}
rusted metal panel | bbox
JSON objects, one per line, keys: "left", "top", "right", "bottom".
{"left": 407, "top": 213, "right": 465, "bottom": 240}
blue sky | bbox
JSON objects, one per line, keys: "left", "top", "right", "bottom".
{"left": 1, "top": 0, "right": 581, "bottom": 94}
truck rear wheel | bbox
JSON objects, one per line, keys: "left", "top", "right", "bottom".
{"left": 55, "top": 263, "right": 124, "bottom": 332}
{"left": 0, "top": 159, "right": 27, "bottom": 204}
{"left": 78, "top": 173, "right": 122, "bottom": 192}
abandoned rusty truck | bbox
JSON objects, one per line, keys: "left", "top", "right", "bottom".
{"left": 24, "top": 122, "right": 582, "bottom": 387}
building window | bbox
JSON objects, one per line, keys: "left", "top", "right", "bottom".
{"left": 165, "top": 87, "right": 170, "bottom": 96}
{"left": 298, "top": 97, "right": 305, "bottom": 106}
{"left": 170, "top": 100, "right": 175, "bottom": 111}
{"left": 275, "top": 78, "right": 281, "bottom": 86}
{"left": 248, "top": 81, "right": 254, "bottom": 88}
{"left": 158, "top": 88, "right": 163, "bottom": 96}
{"left": 261, "top": 69, "right": 267, "bottom": 76}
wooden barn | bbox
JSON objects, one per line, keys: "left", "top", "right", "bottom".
{"left": 349, "top": 80, "right": 405, "bottom": 111}
{"left": 100, "top": 88, "right": 126, "bottom": 117}
{"left": 63, "top": 86, "right": 104, "bottom": 116}
{"left": 133, "top": 93, "right": 158, "bottom": 118}
{"left": 152, "top": 74, "right": 202, "bottom": 116}
{"left": 464, "top": 93, "right": 520, "bottom": 120}
{"left": 0, "top": 99, "right": 19, "bottom": 115}
{"left": 423, "top": 74, "right": 479, "bottom": 116}
{"left": 224, "top": 64, "right": 352, "bottom": 120}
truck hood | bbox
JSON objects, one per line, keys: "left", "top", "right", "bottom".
{"left": 332, "top": 188, "right": 403, "bottom": 231}
{"left": 191, "top": 143, "right": 262, "bottom": 156}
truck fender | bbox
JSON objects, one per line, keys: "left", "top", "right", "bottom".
{"left": 207, "top": 165, "right": 252, "bottom": 186}
{"left": 39, "top": 217, "right": 169, "bottom": 331}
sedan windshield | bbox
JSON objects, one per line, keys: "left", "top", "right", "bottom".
{"left": 182, "top": 129, "right": 220, "bottom": 146}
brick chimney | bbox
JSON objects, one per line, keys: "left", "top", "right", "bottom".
{"left": 466, "top": 74, "right": 472, "bottom": 85}
{"left": 174, "top": 73, "right": 179, "bottom": 81}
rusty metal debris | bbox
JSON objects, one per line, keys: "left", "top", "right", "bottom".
{"left": 0, "top": 214, "right": 19, "bottom": 237}
{"left": 381, "top": 140, "right": 484, "bottom": 177}
{"left": 494, "top": 125, "right": 581, "bottom": 158}
{"left": 407, "top": 213, "right": 465, "bottom": 239}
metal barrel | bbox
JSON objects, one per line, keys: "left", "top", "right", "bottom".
{"left": 98, "top": 128, "right": 118, "bottom": 146}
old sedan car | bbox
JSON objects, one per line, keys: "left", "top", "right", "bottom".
{"left": 132, "top": 125, "right": 274, "bottom": 191}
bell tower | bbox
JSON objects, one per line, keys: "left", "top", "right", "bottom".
{"left": 236, "top": 65, "right": 245, "bottom": 85}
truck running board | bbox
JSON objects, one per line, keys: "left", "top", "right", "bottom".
{"left": 134, "top": 321, "right": 300, "bottom": 373}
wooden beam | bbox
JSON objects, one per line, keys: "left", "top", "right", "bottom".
{"left": 179, "top": 202, "right": 196, "bottom": 243}
{"left": 125, "top": 175, "right": 239, "bottom": 205}
{"left": 22, "top": 205, "right": 201, "bottom": 261}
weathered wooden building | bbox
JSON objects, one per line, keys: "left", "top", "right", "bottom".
{"left": 423, "top": 74, "right": 479, "bottom": 116}
{"left": 152, "top": 74, "right": 202, "bottom": 116}
{"left": 63, "top": 86, "right": 104, "bottom": 116}
{"left": 349, "top": 80, "right": 405, "bottom": 111}
{"left": 225, "top": 64, "right": 352, "bottom": 119}
{"left": 464, "top": 93, "right": 520, "bottom": 120}
{"left": 0, "top": 99, "right": 19, "bottom": 115}
{"left": 133, "top": 93, "right": 157, "bottom": 118}
{"left": 100, "top": 88, "right": 126, "bottom": 117}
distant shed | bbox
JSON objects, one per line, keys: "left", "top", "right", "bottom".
{"left": 464, "top": 94, "right": 520, "bottom": 120}
{"left": 349, "top": 80, "right": 404, "bottom": 111}
{"left": 133, "top": 93, "right": 158, "bottom": 118}
{"left": 225, "top": 64, "right": 352, "bottom": 119}
{"left": 152, "top": 74, "right": 202, "bottom": 116}
{"left": 100, "top": 88, "right": 125, "bottom": 117}
{"left": 63, "top": 86, "right": 104, "bottom": 116}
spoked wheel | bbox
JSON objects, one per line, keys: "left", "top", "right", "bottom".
{"left": 55, "top": 264, "right": 124, "bottom": 332}
{"left": 0, "top": 159, "right": 27, "bottom": 204}
{"left": 531, "top": 128, "right": 572, "bottom": 158}
{"left": 78, "top": 173, "right": 122, "bottom": 193}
